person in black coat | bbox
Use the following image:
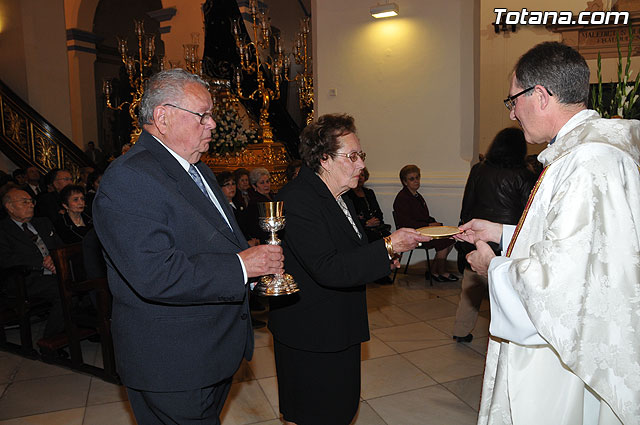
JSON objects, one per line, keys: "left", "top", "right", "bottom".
{"left": 347, "top": 167, "right": 390, "bottom": 243}
{"left": 53, "top": 185, "right": 93, "bottom": 244}
{"left": 452, "top": 127, "right": 536, "bottom": 342}
{"left": 393, "top": 164, "right": 458, "bottom": 282}
{"left": 92, "top": 69, "right": 283, "bottom": 424}
{"left": 0, "top": 187, "right": 64, "bottom": 340}
{"left": 35, "top": 169, "right": 73, "bottom": 223}
{"left": 269, "top": 114, "right": 430, "bottom": 425}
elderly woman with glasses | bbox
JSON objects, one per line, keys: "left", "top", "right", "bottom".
{"left": 393, "top": 164, "right": 457, "bottom": 282}
{"left": 268, "top": 114, "right": 430, "bottom": 425}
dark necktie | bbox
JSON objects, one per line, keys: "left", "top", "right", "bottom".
{"left": 188, "top": 164, "right": 211, "bottom": 201}
{"left": 188, "top": 164, "right": 233, "bottom": 231}
{"left": 22, "top": 223, "right": 38, "bottom": 242}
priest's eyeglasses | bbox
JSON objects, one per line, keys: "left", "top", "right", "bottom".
{"left": 333, "top": 151, "right": 367, "bottom": 162}
{"left": 503, "top": 87, "right": 534, "bottom": 111}
{"left": 163, "top": 104, "right": 214, "bottom": 125}
{"left": 504, "top": 86, "right": 554, "bottom": 111}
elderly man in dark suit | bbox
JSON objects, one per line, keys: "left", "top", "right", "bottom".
{"left": 93, "top": 69, "right": 284, "bottom": 424}
{"left": 35, "top": 168, "right": 73, "bottom": 222}
{"left": 0, "top": 187, "right": 64, "bottom": 340}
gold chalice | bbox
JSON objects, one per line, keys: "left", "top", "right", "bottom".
{"left": 254, "top": 201, "right": 299, "bottom": 296}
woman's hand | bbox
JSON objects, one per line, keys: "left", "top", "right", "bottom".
{"left": 455, "top": 219, "right": 503, "bottom": 244}
{"left": 389, "top": 228, "right": 432, "bottom": 253}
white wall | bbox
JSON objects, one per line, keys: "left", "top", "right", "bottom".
{"left": 477, "top": 0, "right": 640, "bottom": 155}
{"left": 313, "top": 0, "right": 476, "bottom": 263}
{"left": 0, "top": 0, "right": 73, "bottom": 139}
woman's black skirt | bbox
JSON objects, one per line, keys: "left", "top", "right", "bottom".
{"left": 274, "top": 340, "right": 361, "bottom": 425}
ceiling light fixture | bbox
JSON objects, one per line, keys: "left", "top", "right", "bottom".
{"left": 370, "top": 2, "right": 399, "bottom": 19}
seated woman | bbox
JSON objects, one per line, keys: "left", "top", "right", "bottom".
{"left": 216, "top": 171, "right": 259, "bottom": 247}
{"left": 54, "top": 184, "right": 93, "bottom": 244}
{"left": 245, "top": 167, "right": 274, "bottom": 243}
{"left": 393, "top": 165, "right": 457, "bottom": 282}
{"left": 347, "top": 167, "right": 391, "bottom": 243}
{"left": 232, "top": 168, "right": 251, "bottom": 211}
{"left": 217, "top": 171, "right": 265, "bottom": 322}
{"left": 248, "top": 167, "right": 274, "bottom": 202}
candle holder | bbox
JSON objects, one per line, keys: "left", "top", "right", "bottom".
{"left": 284, "top": 17, "right": 314, "bottom": 125}
{"left": 102, "top": 19, "right": 157, "bottom": 143}
{"left": 232, "top": 0, "right": 286, "bottom": 143}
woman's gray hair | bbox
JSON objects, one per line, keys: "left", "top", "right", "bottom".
{"left": 138, "top": 69, "right": 209, "bottom": 127}
{"left": 249, "top": 167, "right": 270, "bottom": 186}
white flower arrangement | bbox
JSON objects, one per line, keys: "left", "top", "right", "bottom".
{"left": 209, "top": 105, "right": 259, "bottom": 155}
{"left": 592, "top": 23, "right": 640, "bottom": 119}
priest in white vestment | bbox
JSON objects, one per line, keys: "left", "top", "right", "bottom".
{"left": 456, "top": 42, "right": 640, "bottom": 425}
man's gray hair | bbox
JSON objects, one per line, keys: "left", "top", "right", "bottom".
{"left": 138, "top": 69, "right": 209, "bottom": 127}
{"left": 514, "top": 42, "right": 590, "bottom": 106}
{"left": 249, "top": 167, "right": 270, "bottom": 186}
{"left": 1, "top": 184, "right": 20, "bottom": 210}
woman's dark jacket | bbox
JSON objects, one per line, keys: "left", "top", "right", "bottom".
{"left": 53, "top": 212, "right": 93, "bottom": 244}
{"left": 268, "top": 166, "right": 391, "bottom": 352}
{"left": 457, "top": 160, "right": 536, "bottom": 269}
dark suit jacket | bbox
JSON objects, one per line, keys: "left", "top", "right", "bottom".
{"left": 93, "top": 131, "right": 252, "bottom": 392}
{"left": 268, "top": 166, "right": 391, "bottom": 352}
{"left": 22, "top": 184, "right": 39, "bottom": 200}
{"left": 35, "top": 191, "right": 64, "bottom": 223}
{"left": 0, "top": 216, "right": 62, "bottom": 270}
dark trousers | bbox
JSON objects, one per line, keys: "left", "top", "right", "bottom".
{"left": 126, "top": 378, "right": 232, "bottom": 425}
{"left": 24, "top": 274, "right": 64, "bottom": 338}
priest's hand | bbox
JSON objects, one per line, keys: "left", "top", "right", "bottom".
{"left": 456, "top": 219, "right": 502, "bottom": 244}
{"left": 466, "top": 241, "right": 495, "bottom": 277}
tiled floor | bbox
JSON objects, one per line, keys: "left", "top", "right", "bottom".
{"left": 0, "top": 268, "right": 490, "bottom": 424}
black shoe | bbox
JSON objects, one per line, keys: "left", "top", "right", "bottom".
{"left": 431, "top": 274, "right": 448, "bottom": 282}
{"left": 453, "top": 334, "right": 473, "bottom": 343}
{"left": 442, "top": 274, "right": 459, "bottom": 282}
{"left": 252, "top": 319, "right": 266, "bottom": 329}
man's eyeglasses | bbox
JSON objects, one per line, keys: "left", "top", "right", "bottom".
{"left": 163, "top": 104, "right": 214, "bottom": 125}
{"left": 504, "top": 86, "right": 554, "bottom": 111}
{"left": 333, "top": 151, "right": 366, "bottom": 162}
{"left": 406, "top": 175, "right": 420, "bottom": 182}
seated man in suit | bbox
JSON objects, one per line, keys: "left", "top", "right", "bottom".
{"left": 23, "top": 166, "right": 42, "bottom": 199}
{"left": 0, "top": 187, "right": 64, "bottom": 341}
{"left": 93, "top": 69, "right": 284, "bottom": 425}
{"left": 36, "top": 168, "right": 73, "bottom": 223}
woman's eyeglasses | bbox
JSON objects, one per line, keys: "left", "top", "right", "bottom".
{"left": 333, "top": 151, "right": 366, "bottom": 162}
